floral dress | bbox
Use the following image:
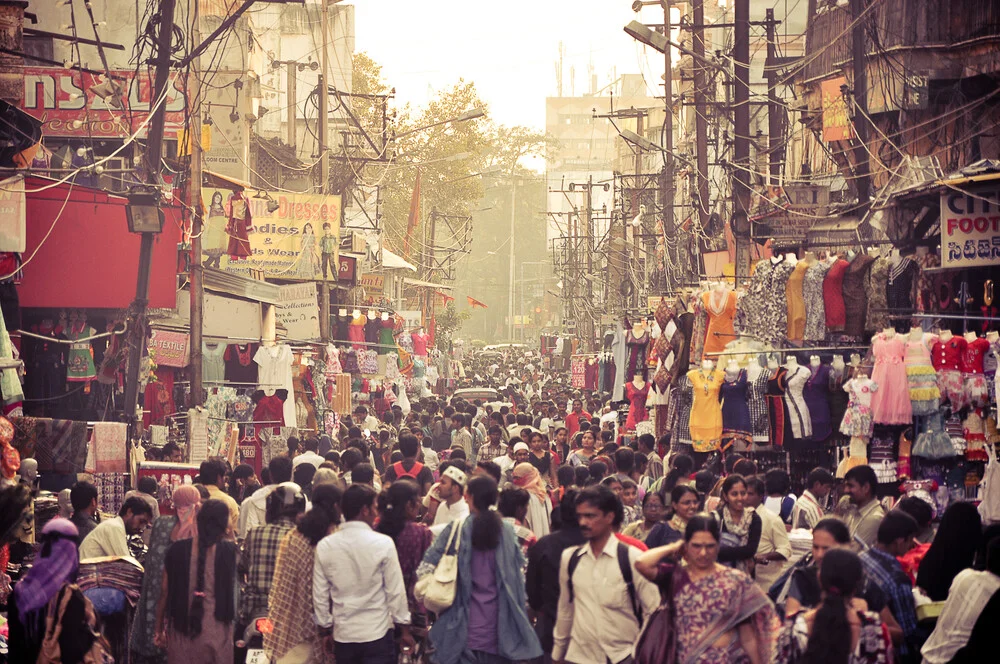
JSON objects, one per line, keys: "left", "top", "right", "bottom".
{"left": 775, "top": 610, "right": 891, "bottom": 664}
{"left": 130, "top": 516, "right": 179, "bottom": 663}
{"left": 840, "top": 377, "right": 878, "bottom": 437}
{"left": 905, "top": 334, "right": 940, "bottom": 415}
{"left": 865, "top": 257, "right": 891, "bottom": 333}
{"left": 803, "top": 261, "right": 831, "bottom": 342}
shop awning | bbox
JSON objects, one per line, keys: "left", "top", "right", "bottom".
{"left": 403, "top": 277, "right": 454, "bottom": 290}
{"left": 204, "top": 267, "right": 281, "bottom": 305}
{"left": 381, "top": 248, "right": 417, "bottom": 272}
{"left": 203, "top": 169, "right": 252, "bottom": 191}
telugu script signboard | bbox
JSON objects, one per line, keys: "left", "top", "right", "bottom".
{"left": 940, "top": 183, "right": 1000, "bottom": 268}
{"left": 821, "top": 76, "right": 854, "bottom": 143}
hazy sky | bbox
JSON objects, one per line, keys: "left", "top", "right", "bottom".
{"left": 351, "top": 0, "right": 667, "bottom": 132}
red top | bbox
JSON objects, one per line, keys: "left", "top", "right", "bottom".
{"left": 961, "top": 337, "right": 990, "bottom": 374}
{"left": 823, "top": 259, "right": 849, "bottom": 330}
{"left": 931, "top": 336, "right": 967, "bottom": 372}
{"left": 565, "top": 411, "right": 593, "bottom": 438}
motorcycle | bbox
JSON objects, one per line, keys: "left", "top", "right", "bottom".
{"left": 236, "top": 613, "right": 272, "bottom": 664}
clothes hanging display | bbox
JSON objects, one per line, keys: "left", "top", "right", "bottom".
{"left": 348, "top": 316, "right": 366, "bottom": 350}
{"left": 783, "top": 364, "right": 813, "bottom": 440}
{"left": 702, "top": 289, "right": 737, "bottom": 355}
{"left": 905, "top": 331, "right": 940, "bottom": 415}
{"left": 377, "top": 318, "right": 396, "bottom": 355}
{"left": 802, "top": 364, "right": 833, "bottom": 442}
{"left": 687, "top": 368, "right": 724, "bottom": 452}
{"left": 66, "top": 321, "right": 97, "bottom": 383}
{"left": 624, "top": 328, "right": 650, "bottom": 381}
{"left": 802, "top": 260, "right": 831, "bottom": 342}
{"left": 202, "top": 342, "right": 227, "bottom": 383}
{"left": 746, "top": 362, "right": 770, "bottom": 444}
{"left": 885, "top": 256, "right": 919, "bottom": 326}
{"left": 625, "top": 380, "right": 650, "bottom": 431}
{"left": 870, "top": 332, "right": 911, "bottom": 425}
{"left": 254, "top": 344, "right": 296, "bottom": 428}
{"left": 823, "top": 257, "right": 849, "bottom": 332}
{"left": 739, "top": 257, "right": 796, "bottom": 344}
{"left": 765, "top": 366, "right": 792, "bottom": 447}
{"left": 224, "top": 344, "right": 258, "bottom": 383}
{"left": 840, "top": 377, "right": 878, "bottom": 438}
{"left": 842, "top": 254, "right": 875, "bottom": 337}
{"left": 865, "top": 256, "right": 891, "bottom": 332}
{"left": 720, "top": 370, "right": 752, "bottom": 446}
{"left": 785, "top": 261, "right": 808, "bottom": 342}
{"left": 668, "top": 376, "right": 694, "bottom": 451}
{"left": 962, "top": 335, "right": 990, "bottom": 408}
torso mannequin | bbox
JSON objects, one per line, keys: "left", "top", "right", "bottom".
{"left": 909, "top": 327, "right": 923, "bottom": 342}
{"left": 625, "top": 373, "right": 650, "bottom": 430}
{"left": 964, "top": 331, "right": 978, "bottom": 344}
{"left": 725, "top": 359, "right": 741, "bottom": 378}
{"left": 785, "top": 356, "right": 798, "bottom": 370}
{"left": 831, "top": 355, "right": 846, "bottom": 375}
{"left": 767, "top": 356, "right": 779, "bottom": 371}
{"left": 939, "top": 330, "right": 953, "bottom": 343}
{"left": 809, "top": 355, "right": 821, "bottom": 370}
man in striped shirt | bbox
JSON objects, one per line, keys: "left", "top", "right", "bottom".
{"left": 790, "top": 467, "right": 834, "bottom": 530}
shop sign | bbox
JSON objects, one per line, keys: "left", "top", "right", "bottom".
{"left": 149, "top": 329, "right": 191, "bottom": 367}
{"left": 337, "top": 254, "right": 357, "bottom": 283}
{"left": 204, "top": 188, "right": 341, "bottom": 281}
{"left": 397, "top": 309, "right": 422, "bottom": 330}
{"left": 22, "top": 67, "right": 185, "bottom": 137}
{"left": 0, "top": 175, "right": 25, "bottom": 252}
{"left": 821, "top": 76, "right": 854, "bottom": 142}
{"left": 136, "top": 463, "right": 199, "bottom": 515}
{"left": 940, "top": 184, "right": 1000, "bottom": 268}
{"left": 359, "top": 273, "right": 385, "bottom": 291}
{"left": 277, "top": 282, "right": 321, "bottom": 340}
{"left": 751, "top": 184, "right": 830, "bottom": 239}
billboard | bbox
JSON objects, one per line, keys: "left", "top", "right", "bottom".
{"left": 940, "top": 183, "right": 1000, "bottom": 268}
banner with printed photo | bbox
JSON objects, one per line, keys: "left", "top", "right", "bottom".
{"left": 202, "top": 188, "right": 341, "bottom": 280}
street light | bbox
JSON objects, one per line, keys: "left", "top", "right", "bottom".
{"left": 624, "top": 20, "right": 730, "bottom": 76}
{"left": 392, "top": 107, "right": 486, "bottom": 141}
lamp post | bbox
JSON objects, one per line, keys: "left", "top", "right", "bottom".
{"left": 392, "top": 107, "right": 485, "bottom": 141}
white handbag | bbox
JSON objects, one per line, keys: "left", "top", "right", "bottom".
{"left": 414, "top": 518, "right": 463, "bottom": 613}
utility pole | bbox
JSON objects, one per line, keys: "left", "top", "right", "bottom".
{"left": 732, "top": 0, "right": 752, "bottom": 277}
{"left": 660, "top": 0, "right": 676, "bottom": 288}
{"left": 123, "top": 0, "right": 177, "bottom": 431}
{"left": 317, "top": 0, "right": 331, "bottom": 341}
{"left": 189, "top": 1, "right": 204, "bottom": 408}
{"left": 692, "top": 0, "right": 710, "bottom": 230}
{"left": 765, "top": 8, "right": 782, "bottom": 185}
{"left": 286, "top": 61, "right": 297, "bottom": 149}
{"left": 849, "top": 0, "right": 870, "bottom": 205}
{"left": 584, "top": 175, "right": 593, "bottom": 350}
{"left": 508, "top": 178, "right": 516, "bottom": 342}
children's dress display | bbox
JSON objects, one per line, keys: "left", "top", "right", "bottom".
{"left": 905, "top": 333, "right": 940, "bottom": 415}
{"left": 625, "top": 380, "right": 650, "bottom": 431}
{"left": 931, "top": 335, "right": 966, "bottom": 410}
{"left": 765, "top": 367, "right": 792, "bottom": 447}
{"left": 962, "top": 336, "right": 990, "bottom": 408}
{"left": 869, "top": 332, "right": 911, "bottom": 425}
{"left": 840, "top": 377, "right": 878, "bottom": 437}
{"left": 687, "top": 368, "right": 725, "bottom": 452}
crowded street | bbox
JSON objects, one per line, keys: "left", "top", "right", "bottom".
{"left": 1, "top": 1, "right": 1000, "bottom": 664}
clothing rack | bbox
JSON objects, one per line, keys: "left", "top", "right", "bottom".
{"left": 705, "top": 344, "right": 871, "bottom": 358}
{"left": 17, "top": 324, "right": 127, "bottom": 344}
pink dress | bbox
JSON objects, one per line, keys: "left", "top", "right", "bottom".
{"left": 625, "top": 381, "right": 650, "bottom": 431}
{"left": 870, "top": 333, "right": 911, "bottom": 424}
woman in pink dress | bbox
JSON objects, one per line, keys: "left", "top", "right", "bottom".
{"left": 870, "top": 331, "right": 911, "bottom": 424}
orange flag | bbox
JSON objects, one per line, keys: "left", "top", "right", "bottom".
{"left": 403, "top": 169, "right": 421, "bottom": 258}
{"left": 438, "top": 291, "right": 455, "bottom": 306}
{"left": 467, "top": 296, "right": 488, "bottom": 309}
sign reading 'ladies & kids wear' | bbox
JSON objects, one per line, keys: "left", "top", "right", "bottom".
{"left": 940, "top": 183, "right": 1000, "bottom": 268}
{"left": 203, "top": 188, "right": 341, "bottom": 281}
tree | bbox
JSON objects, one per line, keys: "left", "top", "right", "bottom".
{"left": 434, "top": 302, "right": 470, "bottom": 351}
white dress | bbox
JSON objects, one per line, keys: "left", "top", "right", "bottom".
{"left": 783, "top": 365, "right": 813, "bottom": 439}
{"left": 254, "top": 344, "right": 296, "bottom": 428}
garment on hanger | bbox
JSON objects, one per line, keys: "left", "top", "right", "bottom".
{"left": 668, "top": 376, "right": 694, "bottom": 451}
{"left": 687, "top": 368, "right": 724, "bottom": 452}
{"left": 584, "top": 359, "right": 599, "bottom": 390}
{"left": 870, "top": 333, "right": 911, "bottom": 425}
{"left": 865, "top": 256, "right": 891, "bottom": 332}
{"left": 802, "top": 364, "right": 832, "bottom": 442}
{"left": 411, "top": 331, "right": 429, "bottom": 357}
{"left": 840, "top": 377, "right": 877, "bottom": 438}
{"left": 842, "top": 253, "right": 875, "bottom": 337}
{"left": 932, "top": 335, "right": 967, "bottom": 410}
{"left": 335, "top": 313, "right": 351, "bottom": 342}
{"left": 252, "top": 389, "right": 287, "bottom": 441}
{"left": 828, "top": 366, "right": 849, "bottom": 434}
{"left": 66, "top": 321, "right": 97, "bottom": 383}
{"left": 348, "top": 316, "right": 366, "bottom": 350}
{"left": 746, "top": 362, "right": 770, "bottom": 444}
{"left": 378, "top": 318, "right": 396, "bottom": 355}
{"left": 823, "top": 258, "right": 850, "bottom": 332}
{"left": 886, "top": 256, "right": 919, "bottom": 325}
{"left": 202, "top": 342, "right": 227, "bottom": 383}
{"left": 364, "top": 317, "right": 381, "bottom": 345}
{"left": 962, "top": 336, "right": 990, "bottom": 408}
{"left": 702, "top": 289, "right": 737, "bottom": 355}
{"left": 803, "top": 261, "right": 831, "bottom": 342}
{"left": 625, "top": 328, "right": 649, "bottom": 381}
{"left": 739, "top": 258, "right": 797, "bottom": 344}
{"left": 625, "top": 381, "right": 649, "bottom": 431}
{"left": 905, "top": 334, "right": 939, "bottom": 415}
{"left": 224, "top": 343, "right": 259, "bottom": 383}
{"left": 254, "top": 344, "right": 296, "bottom": 428}
{"left": 784, "top": 365, "right": 813, "bottom": 439}
{"left": 786, "top": 261, "right": 809, "bottom": 342}
{"left": 720, "top": 370, "right": 752, "bottom": 446}
{"left": 765, "top": 366, "right": 792, "bottom": 447}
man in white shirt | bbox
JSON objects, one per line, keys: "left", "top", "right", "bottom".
{"left": 425, "top": 465, "right": 470, "bottom": 527}
{"left": 553, "top": 485, "right": 660, "bottom": 664}
{"left": 746, "top": 477, "right": 791, "bottom": 591}
{"left": 790, "top": 467, "right": 834, "bottom": 530}
{"left": 353, "top": 405, "right": 380, "bottom": 433}
{"left": 292, "top": 437, "right": 325, "bottom": 470}
{"left": 240, "top": 456, "right": 295, "bottom": 536}
{"left": 78, "top": 496, "right": 152, "bottom": 559}
{"left": 313, "top": 483, "right": 414, "bottom": 662}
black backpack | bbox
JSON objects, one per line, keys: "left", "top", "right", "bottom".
{"left": 566, "top": 541, "right": 643, "bottom": 625}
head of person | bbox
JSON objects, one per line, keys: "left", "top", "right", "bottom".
{"left": 342, "top": 483, "right": 379, "bottom": 526}
{"left": 512, "top": 442, "right": 531, "bottom": 465}
{"left": 554, "top": 427, "right": 567, "bottom": 444}
{"left": 764, "top": 468, "right": 791, "bottom": 497}
{"left": 340, "top": 448, "right": 363, "bottom": 473}
{"left": 684, "top": 514, "right": 722, "bottom": 570}
{"left": 398, "top": 434, "right": 420, "bottom": 460}
{"left": 669, "top": 485, "right": 700, "bottom": 522}
{"left": 877, "top": 510, "right": 919, "bottom": 557}
{"left": 298, "top": 483, "right": 343, "bottom": 545}
{"left": 267, "top": 455, "right": 293, "bottom": 485}
{"left": 171, "top": 484, "right": 203, "bottom": 540}
{"left": 811, "top": 517, "right": 851, "bottom": 564}
{"left": 13, "top": 518, "right": 81, "bottom": 618}
{"left": 498, "top": 487, "right": 530, "bottom": 523}
{"left": 451, "top": 413, "right": 467, "bottom": 430}
{"left": 119, "top": 496, "right": 153, "bottom": 535}
{"left": 744, "top": 476, "right": 766, "bottom": 510}
{"left": 439, "top": 465, "right": 468, "bottom": 502}
{"left": 475, "top": 461, "right": 502, "bottom": 484}
{"left": 600, "top": 475, "right": 623, "bottom": 496}
{"left": 265, "top": 482, "right": 307, "bottom": 524}
{"left": 286, "top": 436, "right": 301, "bottom": 458}
{"left": 803, "top": 548, "right": 866, "bottom": 663}
{"left": 313, "top": 467, "right": 339, "bottom": 487}
{"left": 163, "top": 442, "right": 184, "bottom": 463}
{"left": 895, "top": 496, "right": 934, "bottom": 536}
{"left": 353, "top": 405, "right": 369, "bottom": 422}
{"left": 732, "top": 458, "right": 757, "bottom": 478}
{"left": 559, "top": 487, "right": 580, "bottom": 529}
{"left": 572, "top": 399, "right": 583, "bottom": 414}
{"left": 487, "top": 425, "right": 502, "bottom": 444}
{"left": 293, "top": 463, "right": 316, "bottom": 495}
{"left": 621, "top": 479, "right": 638, "bottom": 506}
{"left": 580, "top": 430, "right": 596, "bottom": 451}
{"left": 449, "top": 447, "right": 468, "bottom": 462}
{"left": 137, "top": 476, "right": 159, "bottom": 497}
{"left": 588, "top": 460, "right": 608, "bottom": 484}
{"left": 198, "top": 459, "right": 227, "bottom": 490}
{"left": 614, "top": 447, "right": 635, "bottom": 475}
{"left": 719, "top": 474, "right": 748, "bottom": 513}
{"left": 70, "top": 481, "right": 99, "bottom": 516}
{"left": 637, "top": 434, "right": 656, "bottom": 455}
{"left": 557, "top": 465, "right": 576, "bottom": 488}
{"left": 843, "top": 465, "right": 878, "bottom": 506}
{"left": 574, "top": 465, "right": 591, "bottom": 487}
{"left": 640, "top": 490, "right": 665, "bottom": 524}
{"left": 557, "top": 401, "right": 567, "bottom": 417}
{"left": 724, "top": 453, "right": 745, "bottom": 475}
{"left": 805, "top": 467, "right": 835, "bottom": 499}
{"left": 663, "top": 454, "right": 694, "bottom": 493}
{"left": 529, "top": 432, "right": 546, "bottom": 452}
{"left": 351, "top": 463, "right": 376, "bottom": 487}
{"left": 575, "top": 485, "right": 624, "bottom": 541}
{"left": 377, "top": 479, "right": 421, "bottom": 539}
{"left": 916, "top": 501, "right": 982, "bottom": 601}
{"left": 693, "top": 469, "right": 716, "bottom": 496}
{"left": 466, "top": 475, "right": 503, "bottom": 550}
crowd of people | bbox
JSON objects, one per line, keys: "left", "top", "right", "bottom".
{"left": 5, "top": 346, "right": 1000, "bottom": 664}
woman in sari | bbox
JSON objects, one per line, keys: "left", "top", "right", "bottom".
{"left": 512, "top": 462, "right": 553, "bottom": 538}
{"left": 265, "top": 483, "right": 342, "bottom": 664}
{"left": 568, "top": 430, "right": 598, "bottom": 467}
{"left": 715, "top": 474, "right": 762, "bottom": 576}
{"left": 636, "top": 514, "right": 777, "bottom": 664}
{"left": 132, "top": 485, "right": 201, "bottom": 663}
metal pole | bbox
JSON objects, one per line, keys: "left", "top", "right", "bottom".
{"left": 123, "top": 0, "right": 177, "bottom": 431}
{"left": 765, "top": 8, "right": 782, "bottom": 184}
{"left": 319, "top": 0, "right": 330, "bottom": 190}
{"left": 849, "top": 0, "right": 870, "bottom": 205}
{"left": 189, "top": 1, "right": 204, "bottom": 409}
{"left": 732, "top": 0, "right": 752, "bottom": 277}
{"left": 693, "top": 0, "right": 710, "bottom": 225}
{"left": 519, "top": 263, "right": 524, "bottom": 343}
{"left": 661, "top": 0, "right": 676, "bottom": 287}
{"left": 286, "top": 61, "right": 297, "bottom": 150}
{"left": 508, "top": 178, "right": 516, "bottom": 341}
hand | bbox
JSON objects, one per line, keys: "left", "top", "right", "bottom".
{"left": 399, "top": 628, "right": 416, "bottom": 652}
{"left": 322, "top": 634, "right": 336, "bottom": 656}
{"left": 153, "top": 628, "right": 167, "bottom": 648}
{"left": 754, "top": 554, "right": 770, "bottom": 565}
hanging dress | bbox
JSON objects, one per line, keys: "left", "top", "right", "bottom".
{"left": 802, "top": 364, "right": 833, "bottom": 442}
{"left": 670, "top": 375, "right": 694, "bottom": 451}
{"left": 702, "top": 290, "right": 736, "bottom": 355}
{"left": 378, "top": 318, "right": 396, "bottom": 355}
{"left": 823, "top": 258, "right": 849, "bottom": 332}
{"left": 625, "top": 329, "right": 650, "bottom": 381}
{"left": 905, "top": 334, "right": 940, "bottom": 415}
{"left": 865, "top": 257, "right": 891, "bottom": 333}
{"left": 746, "top": 363, "right": 770, "bottom": 444}
{"left": 765, "top": 367, "right": 792, "bottom": 447}
{"left": 870, "top": 332, "right": 911, "bottom": 425}
{"left": 348, "top": 316, "right": 367, "bottom": 350}
{"left": 785, "top": 261, "right": 808, "bottom": 342}
{"left": 840, "top": 377, "right": 878, "bottom": 438}
{"left": 720, "top": 370, "right": 752, "bottom": 447}
{"left": 842, "top": 254, "right": 875, "bottom": 337}
{"left": 885, "top": 256, "right": 919, "bottom": 330}
{"left": 687, "top": 368, "right": 724, "bottom": 452}
{"left": 962, "top": 336, "right": 990, "bottom": 408}
{"left": 625, "top": 381, "right": 650, "bottom": 431}
{"left": 802, "top": 261, "right": 831, "bottom": 343}
{"left": 931, "top": 335, "right": 967, "bottom": 410}
{"left": 783, "top": 365, "right": 813, "bottom": 440}
{"left": 66, "top": 323, "right": 97, "bottom": 382}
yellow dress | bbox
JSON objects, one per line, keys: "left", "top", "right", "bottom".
{"left": 786, "top": 260, "right": 808, "bottom": 341}
{"left": 687, "top": 368, "right": 725, "bottom": 452}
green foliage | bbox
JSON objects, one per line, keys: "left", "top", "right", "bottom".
{"left": 435, "top": 302, "right": 471, "bottom": 351}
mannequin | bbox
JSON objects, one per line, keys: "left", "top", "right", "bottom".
{"left": 809, "top": 355, "right": 821, "bottom": 369}
{"left": 939, "top": 329, "right": 953, "bottom": 342}
{"left": 831, "top": 355, "right": 846, "bottom": 375}
{"left": 785, "top": 251, "right": 798, "bottom": 263}
{"left": 882, "top": 327, "right": 896, "bottom": 338}
{"left": 785, "top": 355, "right": 798, "bottom": 370}
{"left": 766, "top": 355, "right": 779, "bottom": 370}
{"left": 963, "top": 330, "right": 978, "bottom": 343}
{"left": 783, "top": 354, "right": 812, "bottom": 439}
{"left": 725, "top": 358, "right": 741, "bottom": 378}
{"left": 367, "top": 309, "right": 377, "bottom": 321}
{"left": 804, "top": 251, "right": 818, "bottom": 265}
{"left": 66, "top": 310, "right": 97, "bottom": 383}
{"left": 909, "top": 326, "right": 923, "bottom": 342}
{"left": 380, "top": 311, "right": 390, "bottom": 321}
{"left": 687, "top": 362, "right": 725, "bottom": 452}
{"left": 625, "top": 371, "right": 649, "bottom": 431}
{"left": 702, "top": 358, "right": 715, "bottom": 371}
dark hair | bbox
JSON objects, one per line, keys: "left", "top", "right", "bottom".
{"left": 663, "top": 455, "right": 694, "bottom": 493}
{"left": 641, "top": 490, "right": 664, "bottom": 507}
{"left": 588, "top": 460, "right": 608, "bottom": 483}
{"left": 188, "top": 499, "right": 230, "bottom": 637}
{"left": 895, "top": 497, "right": 934, "bottom": 529}
{"left": 396, "top": 434, "right": 419, "bottom": 459}
{"left": 601, "top": 475, "right": 623, "bottom": 490}
{"left": 302, "top": 437, "right": 319, "bottom": 453}
{"left": 559, "top": 488, "right": 580, "bottom": 528}
{"left": 449, "top": 448, "right": 467, "bottom": 461}
{"left": 876, "top": 510, "right": 918, "bottom": 546}
{"left": 351, "top": 463, "right": 375, "bottom": 486}
{"left": 476, "top": 461, "right": 502, "bottom": 484}
{"left": 916, "top": 502, "right": 982, "bottom": 601}
{"left": 376, "top": 479, "right": 421, "bottom": 540}
{"left": 293, "top": 464, "right": 316, "bottom": 496}
{"left": 576, "top": 485, "right": 624, "bottom": 528}
{"left": 724, "top": 453, "right": 745, "bottom": 474}
{"left": 269, "top": 456, "right": 293, "bottom": 484}
{"left": 804, "top": 548, "right": 864, "bottom": 664}
{"left": 341, "top": 448, "right": 363, "bottom": 471}
{"left": 342, "top": 483, "right": 378, "bottom": 521}
{"left": 720, "top": 474, "right": 747, "bottom": 503}
{"left": 637, "top": 433, "right": 656, "bottom": 452}
{"left": 764, "top": 468, "right": 791, "bottom": 495}
{"left": 806, "top": 467, "right": 835, "bottom": 489}
{"left": 557, "top": 465, "right": 576, "bottom": 487}
{"left": 70, "top": 481, "right": 98, "bottom": 511}
{"left": 193, "top": 484, "right": 211, "bottom": 500}
{"left": 286, "top": 437, "right": 300, "bottom": 456}
{"left": 347, "top": 426, "right": 362, "bottom": 440}
{"left": 684, "top": 513, "right": 721, "bottom": 542}
{"left": 297, "top": 483, "right": 343, "bottom": 545}
{"left": 745, "top": 476, "right": 766, "bottom": 496}
{"left": 467, "top": 475, "right": 502, "bottom": 551}
{"left": 198, "top": 459, "right": 225, "bottom": 486}
{"left": 498, "top": 487, "right": 530, "bottom": 519}
{"left": 844, "top": 465, "right": 878, "bottom": 493}
{"left": 732, "top": 459, "right": 757, "bottom": 478}
{"left": 137, "top": 476, "right": 160, "bottom": 495}
{"left": 614, "top": 447, "right": 635, "bottom": 473}
{"left": 574, "top": 466, "right": 590, "bottom": 486}
{"left": 670, "top": 484, "right": 698, "bottom": 506}
{"left": 120, "top": 495, "right": 153, "bottom": 518}
{"left": 266, "top": 483, "right": 306, "bottom": 523}
{"left": 814, "top": 517, "right": 851, "bottom": 543}
{"left": 693, "top": 470, "right": 716, "bottom": 494}
{"left": 324, "top": 451, "right": 341, "bottom": 464}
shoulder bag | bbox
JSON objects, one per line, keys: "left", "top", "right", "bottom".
{"left": 414, "top": 517, "right": 463, "bottom": 614}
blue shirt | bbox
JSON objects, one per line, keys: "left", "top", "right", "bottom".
{"left": 860, "top": 546, "right": 923, "bottom": 658}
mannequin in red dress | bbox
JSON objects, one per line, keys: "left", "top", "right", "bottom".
{"left": 625, "top": 373, "right": 650, "bottom": 431}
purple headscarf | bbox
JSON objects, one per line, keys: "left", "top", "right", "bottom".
{"left": 14, "top": 518, "right": 81, "bottom": 618}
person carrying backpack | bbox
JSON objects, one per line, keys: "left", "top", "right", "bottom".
{"left": 552, "top": 485, "right": 660, "bottom": 664}
{"left": 382, "top": 434, "right": 434, "bottom": 495}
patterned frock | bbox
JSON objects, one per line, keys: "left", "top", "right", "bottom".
{"left": 766, "top": 367, "right": 792, "bottom": 447}
{"left": 905, "top": 334, "right": 940, "bottom": 415}
{"left": 784, "top": 365, "right": 813, "bottom": 440}
{"left": 668, "top": 376, "right": 695, "bottom": 451}
{"left": 775, "top": 610, "right": 891, "bottom": 664}
{"left": 746, "top": 363, "right": 771, "bottom": 443}
{"left": 840, "top": 377, "right": 878, "bottom": 437}
{"left": 865, "top": 257, "right": 891, "bottom": 332}
{"left": 842, "top": 254, "right": 875, "bottom": 337}
{"left": 740, "top": 258, "right": 797, "bottom": 344}
{"left": 802, "top": 261, "right": 831, "bottom": 342}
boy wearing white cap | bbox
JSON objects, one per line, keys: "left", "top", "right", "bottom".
{"left": 424, "top": 464, "right": 470, "bottom": 528}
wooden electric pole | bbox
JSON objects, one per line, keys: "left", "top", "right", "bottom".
{"left": 317, "top": 0, "right": 331, "bottom": 341}
{"left": 660, "top": 0, "right": 676, "bottom": 288}
{"left": 849, "top": 0, "right": 871, "bottom": 205}
{"left": 692, "top": 0, "right": 710, "bottom": 229}
{"left": 765, "top": 8, "right": 783, "bottom": 185}
{"left": 732, "top": 0, "right": 752, "bottom": 277}
{"left": 189, "top": 1, "right": 204, "bottom": 408}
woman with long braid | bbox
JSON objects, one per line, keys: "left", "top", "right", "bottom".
{"left": 155, "top": 499, "right": 239, "bottom": 664}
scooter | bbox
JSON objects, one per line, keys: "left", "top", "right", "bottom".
{"left": 235, "top": 613, "right": 272, "bottom": 664}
